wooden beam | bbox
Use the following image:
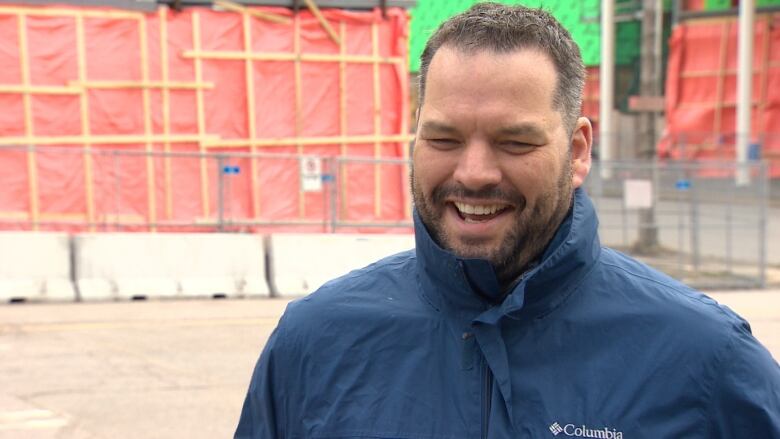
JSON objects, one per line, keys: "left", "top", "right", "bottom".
{"left": 0, "top": 6, "right": 142, "bottom": 20}
{"left": 758, "top": 15, "right": 771, "bottom": 135}
{"left": 302, "top": 0, "right": 340, "bottom": 45}
{"left": 202, "top": 134, "right": 414, "bottom": 148}
{"left": 713, "top": 21, "right": 729, "bottom": 139}
{"left": 371, "top": 22, "right": 382, "bottom": 218}
{"left": 192, "top": 12, "right": 210, "bottom": 218}
{"left": 400, "top": 17, "right": 411, "bottom": 221}
{"left": 139, "top": 14, "right": 157, "bottom": 231}
{"left": 338, "top": 21, "right": 348, "bottom": 220}
{"left": 627, "top": 95, "right": 666, "bottom": 112}
{"left": 181, "top": 50, "right": 403, "bottom": 64}
{"left": 18, "top": 13, "right": 39, "bottom": 230}
{"left": 294, "top": 13, "right": 305, "bottom": 218}
{"left": 75, "top": 14, "right": 96, "bottom": 231}
{"left": 67, "top": 80, "right": 214, "bottom": 89}
{"left": 159, "top": 7, "right": 174, "bottom": 220}
{"left": 213, "top": 0, "right": 290, "bottom": 24}
{"left": 242, "top": 10, "right": 261, "bottom": 218}
{"left": 0, "top": 85, "right": 80, "bottom": 94}
{"left": 0, "top": 134, "right": 217, "bottom": 146}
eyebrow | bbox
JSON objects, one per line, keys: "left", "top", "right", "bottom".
{"left": 496, "top": 123, "right": 547, "bottom": 139}
{"left": 419, "top": 121, "right": 548, "bottom": 140}
{"left": 418, "top": 121, "right": 459, "bottom": 135}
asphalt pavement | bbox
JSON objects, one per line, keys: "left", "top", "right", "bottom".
{"left": 0, "top": 292, "right": 778, "bottom": 439}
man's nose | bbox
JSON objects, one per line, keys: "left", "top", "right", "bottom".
{"left": 452, "top": 141, "right": 502, "bottom": 190}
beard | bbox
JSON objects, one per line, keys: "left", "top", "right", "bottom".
{"left": 411, "top": 159, "right": 574, "bottom": 287}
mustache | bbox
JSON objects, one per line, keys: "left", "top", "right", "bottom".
{"left": 430, "top": 183, "right": 525, "bottom": 207}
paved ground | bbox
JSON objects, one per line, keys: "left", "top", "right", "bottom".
{"left": 0, "top": 292, "right": 778, "bottom": 439}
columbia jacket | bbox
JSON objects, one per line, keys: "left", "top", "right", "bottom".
{"left": 235, "top": 188, "right": 780, "bottom": 438}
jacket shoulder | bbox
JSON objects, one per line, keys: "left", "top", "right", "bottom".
{"left": 276, "top": 249, "right": 426, "bottom": 334}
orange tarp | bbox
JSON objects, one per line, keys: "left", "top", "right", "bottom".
{"left": 662, "top": 14, "right": 780, "bottom": 176}
{"left": 0, "top": 4, "right": 411, "bottom": 231}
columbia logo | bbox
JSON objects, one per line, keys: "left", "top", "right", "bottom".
{"left": 549, "top": 422, "right": 564, "bottom": 435}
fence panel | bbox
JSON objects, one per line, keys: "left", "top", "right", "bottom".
{"left": 0, "top": 145, "right": 769, "bottom": 289}
{"left": 585, "top": 160, "right": 768, "bottom": 289}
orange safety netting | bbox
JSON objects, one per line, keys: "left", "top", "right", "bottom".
{"left": 0, "top": 3, "right": 412, "bottom": 232}
{"left": 661, "top": 13, "right": 780, "bottom": 176}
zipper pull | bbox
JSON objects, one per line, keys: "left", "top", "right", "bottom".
{"left": 461, "top": 331, "right": 475, "bottom": 370}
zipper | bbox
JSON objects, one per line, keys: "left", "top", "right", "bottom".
{"left": 481, "top": 358, "right": 493, "bottom": 439}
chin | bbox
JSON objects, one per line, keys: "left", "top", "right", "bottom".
{"left": 446, "top": 239, "right": 504, "bottom": 262}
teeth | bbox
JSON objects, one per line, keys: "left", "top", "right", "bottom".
{"left": 454, "top": 202, "right": 505, "bottom": 216}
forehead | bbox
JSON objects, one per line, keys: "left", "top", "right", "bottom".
{"left": 420, "top": 46, "right": 561, "bottom": 129}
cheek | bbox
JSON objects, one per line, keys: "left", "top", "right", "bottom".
{"left": 413, "top": 150, "right": 453, "bottom": 191}
{"left": 506, "top": 157, "right": 560, "bottom": 195}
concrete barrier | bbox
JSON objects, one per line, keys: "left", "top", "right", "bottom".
{"left": 0, "top": 232, "right": 75, "bottom": 302}
{"left": 267, "top": 233, "right": 415, "bottom": 296}
{"left": 74, "top": 233, "right": 269, "bottom": 300}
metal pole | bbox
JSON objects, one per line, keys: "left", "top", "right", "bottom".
{"left": 671, "top": 0, "right": 681, "bottom": 25}
{"left": 690, "top": 171, "right": 700, "bottom": 272}
{"left": 725, "top": 182, "right": 733, "bottom": 274}
{"left": 654, "top": 0, "right": 663, "bottom": 87}
{"left": 736, "top": 0, "right": 754, "bottom": 186}
{"left": 636, "top": 0, "right": 661, "bottom": 251}
{"left": 600, "top": 0, "right": 615, "bottom": 178}
{"left": 217, "top": 155, "right": 224, "bottom": 232}
{"left": 113, "top": 150, "right": 121, "bottom": 231}
{"left": 759, "top": 162, "right": 767, "bottom": 288}
{"left": 330, "top": 157, "right": 338, "bottom": 233}
{"left": 677, "top": 168, "right": 685, "bottom": 278}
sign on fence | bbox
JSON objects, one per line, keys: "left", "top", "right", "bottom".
{"left": 300, "top": 157, "right": 323, "bottom": 193}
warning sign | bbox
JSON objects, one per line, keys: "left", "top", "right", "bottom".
{"left": 623, "top": 179, "right": 653, "bottom": 209}
{"left": 300, "top": 157, "right": 323, "bottom": 192}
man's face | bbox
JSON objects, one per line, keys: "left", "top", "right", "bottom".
{"left": 412, "top": 46, "right": 592, "bottom": 284}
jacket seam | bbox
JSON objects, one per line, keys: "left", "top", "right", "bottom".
{"left": 600, "top": 257, "right": 729, "bottom": 311}
{"left": 534, "top": 250, "right": 601, "bottom": 320}
{"left": 702, "top": 321, "right": 740, "bottom": 438}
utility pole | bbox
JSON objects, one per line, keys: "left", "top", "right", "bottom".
{"left": 736, "top": 0, "right": 754, "bottom": 186}
{"left": 600, "top": 0, "right": 615, "bottom": 176}
{"left": 635, "top": 0, "right": 663, "bottom": 252}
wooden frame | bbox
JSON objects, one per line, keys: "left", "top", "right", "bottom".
{"left": 673, "top": 13, "right": 780, "bottom": 159}
{"left": 0, "top": 4, "right": 411, "bottom": 228}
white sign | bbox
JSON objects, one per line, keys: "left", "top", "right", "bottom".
{"left": 623, "top": 179, "right": 653, "bottom": 209}
{"left": 300, "top": 157, "right": 322, "bottom": 192}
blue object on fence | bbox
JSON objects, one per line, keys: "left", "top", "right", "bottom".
{"left": 675, "top": 179, "right": 691, "bottom": 191}
{"left": 322, "top": 174, "right": 335, "bottom": 182}
{"left": 223, "top": 166, "right": 241, "bottom": 174}
{"left": 748, "top": 143, "right": 761, "bottom": 161}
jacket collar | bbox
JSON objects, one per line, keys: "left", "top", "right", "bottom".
{"left": 415, "top": 188, "right": 601, "bottom": 322}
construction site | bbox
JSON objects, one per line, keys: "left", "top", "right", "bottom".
{"left": 0, "top": 0, "right": 779, "bottom": 437}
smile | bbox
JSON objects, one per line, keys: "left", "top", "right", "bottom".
{"left": 452, "top": 202, "right": 510, "bottom": 223}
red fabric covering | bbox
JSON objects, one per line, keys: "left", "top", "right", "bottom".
{"left": 662, "top": 15, "right": 780, "bottom": 176}
{"left": 0, "top": 4, "right": 412, "bottom": 232}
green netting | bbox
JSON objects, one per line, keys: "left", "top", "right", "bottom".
{"left": 706, "top": 0, "right": 780, "bottom": 9}
{"left": 408, "top": 0, "right": 639, "bottom": 71}
{"left": 704, "top": 0, "right": 731, "bottom": 10}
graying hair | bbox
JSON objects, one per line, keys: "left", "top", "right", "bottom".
{"left": 418, "top": 2, "right": 585, "bottom": 132}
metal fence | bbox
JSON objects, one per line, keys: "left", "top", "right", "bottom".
{"left": 584, "top": 160, "right": 769, "bottom": 289}
{"left": 0, "top": 145, "right": 771, "bottom": 289}
{"left": 0, "top": 145, "right": 413, "bottom": 233}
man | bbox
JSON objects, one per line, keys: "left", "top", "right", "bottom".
{"left": 236, "top": 3, "right": 780, "bottom": 438}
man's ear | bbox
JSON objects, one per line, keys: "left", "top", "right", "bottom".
{"left": 570, "top": 117, "right": 593, "bottom": 189}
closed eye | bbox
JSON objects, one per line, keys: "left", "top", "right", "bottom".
{"left": 501, "top": 141, "right": 537, "bottom": 153}
{"left": 426, "top": 138, "right": 461, "bottom": 149}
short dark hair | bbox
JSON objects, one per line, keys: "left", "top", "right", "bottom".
{"left": 418, "top": 2, "right": 585, "bottom": 132}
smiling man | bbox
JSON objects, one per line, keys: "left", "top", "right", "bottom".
{"left": 235, "top": 3, "right": 780, "bottom": 438}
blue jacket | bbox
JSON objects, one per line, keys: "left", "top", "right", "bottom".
{"left": 236, "top": 189, "right": 780, "bottom": 438}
